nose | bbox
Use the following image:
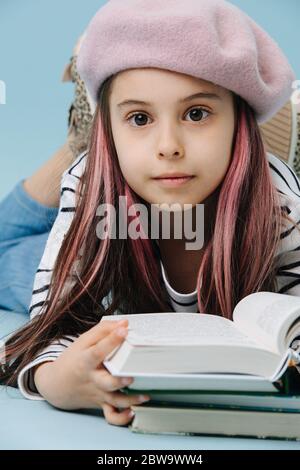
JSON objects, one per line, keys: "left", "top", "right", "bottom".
{"left": 158, "top": 149, "right": 183, "bottom": 160}
{"left": 156, "top": 123, "right": 185, "bottom": 160}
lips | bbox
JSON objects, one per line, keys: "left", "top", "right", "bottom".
{"left": 153, "top": 173, "right": 194, "bottom": 179}
{"left": 152, "top": 175, "right": 195, "bottom": 187}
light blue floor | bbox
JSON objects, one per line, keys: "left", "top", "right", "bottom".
{"left": 1, "top": 309, "right": 300, "bottom": 450}
{"left": 1, "top": 384, "right": 300, "bottom": 450}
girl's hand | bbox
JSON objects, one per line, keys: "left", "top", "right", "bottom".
{"left": 33, "top": 319, "right": 151, "bottom": 426}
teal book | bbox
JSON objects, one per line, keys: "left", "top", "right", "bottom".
{"left": 129, "top": 403, "right": 300, "bottom": 440}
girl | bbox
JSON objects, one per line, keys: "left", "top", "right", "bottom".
{"left": 1, "top": 0, "right": 300, "bottom": 427}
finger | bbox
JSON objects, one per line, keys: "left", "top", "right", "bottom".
{"left": 92, "top": 368, "right": 134, "bottom": 392}
{"left": 102, "top": 390, "right": 151, "bottom": 409}
{"left": 101, "top": 402, "right": 134, "bottom": 427}
{"left": 85, "top": 325, "right": 129, "bottom": 369}
{"left": 79, "top": 318, "right": 128, "bottom": 347}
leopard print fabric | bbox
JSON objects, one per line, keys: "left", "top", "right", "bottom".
{"left": 292, "top": 112, "right": 300, "bottom": 179}
{"left": 67, "top": 55, "right": 93, "bottom": 159}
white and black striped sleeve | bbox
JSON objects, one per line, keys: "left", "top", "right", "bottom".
{"left": 17, "top": 335, "right": 78, "bottom": 400}
{"left": 275, "top": 193, "right": 300, "bottom": 296}
{"left": 17, "top": 151, "right": 87, "bottom": 400}
{"left": 268, "top": 153, "right": 300, "bottom": 296}
{"left": 28, "top": 150, "right": 87, "bottom": 320}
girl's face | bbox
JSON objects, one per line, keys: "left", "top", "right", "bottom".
{"left": 109, "top": 68, "right": 235, "bottom": 209}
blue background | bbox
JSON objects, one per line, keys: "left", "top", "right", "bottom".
{"left": 0, "top": 0, "right": 299, "bottom": 200}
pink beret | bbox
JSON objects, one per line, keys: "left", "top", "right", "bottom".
{"left": 77, "top": 0, "right": 296, "bottom": 124}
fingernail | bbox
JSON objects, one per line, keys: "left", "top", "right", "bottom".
{"left": 122, "top": 377, "right": 133, "bottom": 385}
{"left": 129, "top": 410, "right": 135, "bottom": 418}
{"left": 138, "top": 395, "right": 150, "bottom": 402}
{"left": 116, "top": 327, "right": 128, "bottom": 337}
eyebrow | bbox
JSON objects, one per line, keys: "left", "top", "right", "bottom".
{"left": 117, "top": 92, "right": 222, "bottom": 109}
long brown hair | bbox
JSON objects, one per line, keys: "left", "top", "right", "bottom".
{"left": 1, "top": 74, "right": 299, "bottom": 388}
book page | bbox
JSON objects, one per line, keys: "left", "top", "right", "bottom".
{"left": 102, "top": 312, "right": 263, "bottom": 348}
{"left": 232, "top": 292, "right": 300, "bottom": 354}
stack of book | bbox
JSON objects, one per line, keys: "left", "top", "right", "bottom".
{"left": 102, "top": 291, "right": 300, "bottom": 440}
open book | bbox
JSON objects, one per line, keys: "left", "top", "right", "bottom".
{"left": 102, "top": 291, "right": 300, "bottom": 392}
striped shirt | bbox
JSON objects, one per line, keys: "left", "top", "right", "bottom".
{"left": 17, "top": 150, "right": 300, "bottom": 399}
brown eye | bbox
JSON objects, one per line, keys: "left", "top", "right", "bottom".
{"left": 127, "top": 113, "right": 150, "bottom": 127}
{"left": 185, "top": 107, "right": 210, "bottom": 122}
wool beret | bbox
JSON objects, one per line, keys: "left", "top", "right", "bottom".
{"left": 77, "top": 0, "right": 296, "bottom": 124}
